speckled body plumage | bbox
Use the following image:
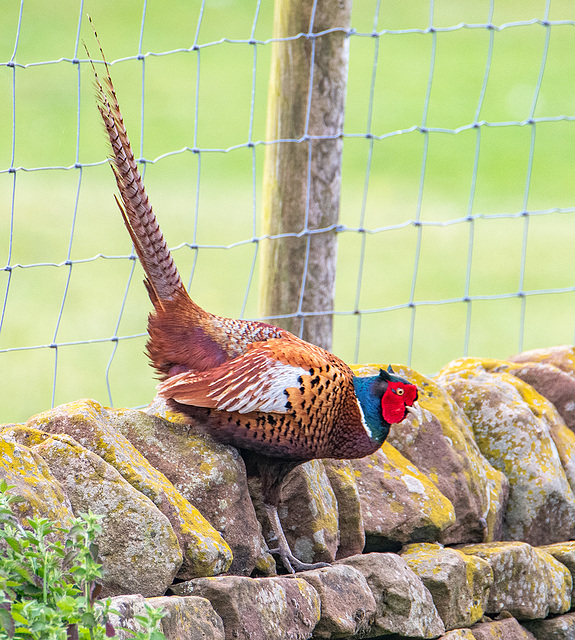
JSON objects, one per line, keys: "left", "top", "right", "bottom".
{"left": 91, "top": 40, "right": 418, "bottom": 572}
{"left": 167, "top": 356, "right": 382, "bottom": 462}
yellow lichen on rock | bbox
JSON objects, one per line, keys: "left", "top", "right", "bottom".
{"left": 0, "top": 428, "right": 74, "bottom": 527}
{"left": 351, "top": 441, "right": 455, "bottom": 548}
{"left": 381, "top": 442, "right": 456, "bottom": 530}
{"left": 439, "top": 630, "right": 475, "bottom": 640}
{"left": 539, "top": 540, "right": 575, "bottom": 605}
{"left": 25, "top": 399, "right": 232, "bottom": 578}
{"left": 400, "top": 542, "right": 493, "bottom": 630}
{"left": 381, "top": 442, "right": 455, "bottom": 531}
{"left": 276, "top": 459, "right": 339, "bottom": 564}
{"left": 2, "top": 425, "right": 183, "bottom": 597}
{"left": 458, "top": 541, "right": 572, "bottom": 620}
{"left": 111, "top": 404, "right": 274, "bottom": 577}
{"left": 323, "top": 459, "right": 365, "bottom": 558}
{"left": 489, "top": 361, "right": 575, "bottom": 493}
{"left": 437, "top": 358, "right": 575, "bottom": 545}
{"left": 509, "top": 345, "right": 575, "bottom": 373}
{"left": 107, "top": 593, "right": 225, "bottom": 639}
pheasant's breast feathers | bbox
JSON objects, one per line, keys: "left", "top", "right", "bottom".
{"left": 157, "top": 336, "right": 382, "bottom": 460}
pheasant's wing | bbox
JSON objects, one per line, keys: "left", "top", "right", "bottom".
{"left": 156, "top": 338, "right": 349, "bottom": 415}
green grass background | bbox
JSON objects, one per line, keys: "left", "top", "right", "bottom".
{"left": 1, "top": 0, "right": 574, "bottom": 424}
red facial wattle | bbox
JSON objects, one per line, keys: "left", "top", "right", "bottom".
{"left": 381, "top": 380, "right": 419, "bottom": 424}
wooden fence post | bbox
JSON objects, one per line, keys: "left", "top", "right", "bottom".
{"left": 259, "top": 0, "right": 352, "bottom": 351}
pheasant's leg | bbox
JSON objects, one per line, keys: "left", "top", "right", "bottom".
{"left": 264, "top": 503, "right": 330, "bottom": 573}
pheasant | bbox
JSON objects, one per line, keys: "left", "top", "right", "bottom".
{"left": 90, "top": 46, "right": 419, "bottom": 573}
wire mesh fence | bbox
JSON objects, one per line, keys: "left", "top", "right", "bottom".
{"left": 1, "top": 0, "right": 574, "bottom": 424}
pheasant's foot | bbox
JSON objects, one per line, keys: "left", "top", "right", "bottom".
{"left": 264, "top": 503, "right": 331, "bottom": 574}
{"left": 268, "top": 546, "right": 330, "bottom": 573}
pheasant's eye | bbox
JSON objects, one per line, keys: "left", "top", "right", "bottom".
{"left": 396, "top": 388, "right": 404, "bottom": 396}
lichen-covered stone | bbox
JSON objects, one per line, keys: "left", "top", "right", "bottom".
{"left": 2, "top": 426, "right": 181, "bottom": 597}
{"left": 531, "top": 402, "right": 575, "bottom": 496}
{"left": 458, "top": 541, "right": 572, "bottom": 620}
{"left": 351, "top": 442, "right": 455, "bottom": 550}
{"left": 354, "top": 364, "right": 508, "bottom": 544}
{"left": 505, "top": 357, "right": 575, "bottom": 433}
{"left": 470, "top": 614, "right": 537, "bottom": 640}
{"left": 279, "top": 459, "right": 339, "bottom": 564}
{"left": 106, "top": 593, "right": 224, "bottom": 640}
{"left": 522, "top": 611, "right": 575, "bottom": 639}
{"left": 297, "top": 564, "right": 376, "bottom": 639}
{"left": 508, "top": 345, "right": 575, "bottom": 374}
{"left": 171, "top": 575, "right": 321, "bottom": 640}
{"left": 0, "top": 431, "right": 74, "bottom": 528}
{"left": 250, "top": 459, "right": 339, "bottom": 566}
{"left": 440, "top": 630, "right": 476, "bottom": 640}
{"left": 400, "top": 542, "right": 493, "bottom": 630}
{"left": 322, "top": 459, "right": 365, "bottom": 559}
{"left": 477, "top": 359, "right": 575, "bottom": 495}
{"left": 437, "top": 360, "right": 575, "bottom": 545}
{"left": 339, "top": 552, "right": 445, "bottom": 638}
{"left": 539, "top": 541, "right": 575, "bottom": 606}
{"left": 26, "top": 399, "right": 232, "bottom": 578}
{"left": 110, "top": 402, "right": 272, "bottom": 576}
{"left": 495, "top": 352, "right": 575, "bottom": 494}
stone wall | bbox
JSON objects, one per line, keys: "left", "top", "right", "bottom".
{"left": 1, "top": 345, "right": 575, "bottom": 639}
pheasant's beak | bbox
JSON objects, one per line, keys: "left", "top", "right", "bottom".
{"left": 406, "top": 400, "right": 423, "bottom": 423}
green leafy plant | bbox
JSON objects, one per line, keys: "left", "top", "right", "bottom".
{"left": 0, "top": 480, "right": 166, "bottom": 640}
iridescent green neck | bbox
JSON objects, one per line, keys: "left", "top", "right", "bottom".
{"left": 352, "top": 374, "right": 389, "bottom": 444}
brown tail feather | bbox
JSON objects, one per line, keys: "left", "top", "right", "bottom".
{"left": 86, "top": 27, "right": 185, "bottom": 306}
{"left": 88, "top": 25, "right": 288, "bottom": 376}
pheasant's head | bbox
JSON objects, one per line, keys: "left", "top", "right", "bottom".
{"left": 353, "top": 366, "right": 419, "bottom": 444}
{"left": 379, "top": 366, "right": 419, "bottom": 424}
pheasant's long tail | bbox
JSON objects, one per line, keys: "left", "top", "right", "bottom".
{"left": 87, "top": 30, "right": 185, "bottom": 308}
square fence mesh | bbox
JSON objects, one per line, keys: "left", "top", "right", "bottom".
{"left": 1, "top": 0, "right": 574, "bottom": 423}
